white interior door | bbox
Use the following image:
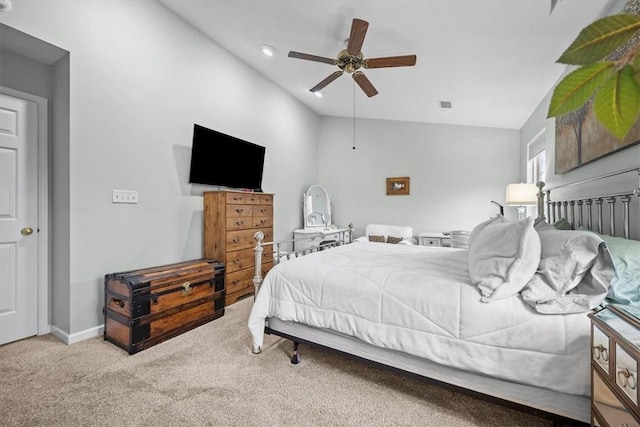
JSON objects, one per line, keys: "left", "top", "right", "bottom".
{"left": 0, "top": 93, "right": 38, "bottom": 345}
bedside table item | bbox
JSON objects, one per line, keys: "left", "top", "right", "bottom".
{"left": 589, "top": 305, "right": 640, "bottom": 426}
{"left": 450, "top": 230, "right": 471, "bottom": 249}
{"left": 418, "top": 231, "right": 450, "bottom": 247}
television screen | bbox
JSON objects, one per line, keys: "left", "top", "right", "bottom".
{"left": 188, "top": 124, "right": 265, "bottom": 191}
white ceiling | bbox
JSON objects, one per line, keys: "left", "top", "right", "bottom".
{"left": 160, "top": 0, "right": 616, "bottom": 130}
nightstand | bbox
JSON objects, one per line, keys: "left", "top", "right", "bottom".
{"left": 588, "top": 305, "right": 640, "bottom": 427}
{"left": 418, "top": 231, "right": 450, "bottom": 247}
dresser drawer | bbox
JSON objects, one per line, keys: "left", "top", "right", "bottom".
{"left": 225, "top": 247, "right": 273, "bottom": 274}
{"left": 616, "top": 343, "right": 639, "bottom": 407}
{"left": 226, "top": 228, "right": 273, "bottom": 251}
{"left": 593, "top": 325, "right": 611, "bottom": 374}
{"left": 253, "top": 205, "right": 273, "bottom": 217}
{"left": 253, "top": 217, "right": 272, "bottom": 228}
{"left": 593, "top": 370, "right": 640, "bottom": 427}
{"left": 227, "top": 204, "right": 252, "bottom": 218}
{"left": 225, "top": 192, "right": 247, "bottom": 204}
{"left": 420, "top": 237, "right": 442, "bottom": 246}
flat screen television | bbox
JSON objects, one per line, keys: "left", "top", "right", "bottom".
{"left": 188, "top": 124, "right": 265, "bottom": 191}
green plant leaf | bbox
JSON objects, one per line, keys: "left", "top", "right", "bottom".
{"left": 547, "top": 62, "right": 614, "bottom": 117}
{"left": 593, "top": 65, "right": 640, "bottom": 139}
{"left": 633, "top": 55, "right": 640, "bottom": 80}
{"left": 558, "top": 14, "right": 640, "bottom": 65}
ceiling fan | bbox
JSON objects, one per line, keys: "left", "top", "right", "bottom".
{"left": 288, "top": 18, "right": 417, "bottom": 97}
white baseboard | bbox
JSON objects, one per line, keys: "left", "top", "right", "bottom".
{"left": 50, "top": 324, "right": 104, "bottom": 345}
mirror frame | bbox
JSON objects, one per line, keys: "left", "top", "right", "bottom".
{"left": 303, "top": 184, "right": 331, "bottom": 229}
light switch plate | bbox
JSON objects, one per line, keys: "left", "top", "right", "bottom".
{"left": 112, "top": 189, "right": 138, "bottom": 204}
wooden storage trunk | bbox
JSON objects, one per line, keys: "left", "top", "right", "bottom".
{"left": 103, "top": 259, "right": 225, "bottom": 354}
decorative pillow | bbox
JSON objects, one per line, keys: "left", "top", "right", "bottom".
{"left": 368, "top": 235, "right": 385, "bottom": 243}
{"left": 521, "top": 229, "right": 615, "bottom": 314}
{"left": 600, "top": 234, "right": 640, "bottom": 305}
{"left": 553, "top": 218, "right": 572, "bottom": 230}
{"left": 387, "top": 236, "right": 403, "bottom": 244}
{"left": 468, "top": 216, "right": 541, "bottom": 302}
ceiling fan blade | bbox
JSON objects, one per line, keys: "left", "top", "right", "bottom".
{"left": 310, "top": 70, "right": 344, "bottom": 92}
{"left": 352, "top": 71, "right": 378, "bottom": 97}
{"left": 288, "top": 51, "right": 337, "bottom": 65}
{"left": 363, "top": 55, "right": 417, "bottom": 69}
{"left": 346, "top": 19, "right": 369, "bottom": 55}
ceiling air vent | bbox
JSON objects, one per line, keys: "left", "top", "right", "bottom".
{"left": 438, "top": 100, "right": 452, "bottom": 109}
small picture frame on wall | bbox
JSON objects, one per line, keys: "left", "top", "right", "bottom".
{"left": 386, "top": 177, "right": 410, "bottom": 196}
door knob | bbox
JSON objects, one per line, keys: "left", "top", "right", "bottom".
{"left": 21, "top": 227, "right": 34, "bottom": 236}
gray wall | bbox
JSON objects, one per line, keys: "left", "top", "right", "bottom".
{"left": 3, "top": 0, "right": 320, "bottom": 334}
{"left": 318, "top": 116, "right": 521, "bottom": 237}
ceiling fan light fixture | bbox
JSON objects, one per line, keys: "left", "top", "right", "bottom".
{"left": 288, "top": 18, "right": 417, "bottom": 97}
{"left": 261, "top": 44, "right": 276, "bottom": 57}
{"left": 314, "top": 91, "right": 323, "bottom": 98}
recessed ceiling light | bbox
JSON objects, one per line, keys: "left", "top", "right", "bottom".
{"left": 261, "top": 44, "right": 276, "bottom": 57}
{"left": 314, "top": 91, "right": 323, "bottom": 98}
{"left": 0, "top": 0, "right": 12, "bottom": 12}
{"left": 438, "top": 100, "right": 452, "bottom": 109}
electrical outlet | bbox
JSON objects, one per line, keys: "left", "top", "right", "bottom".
{"left": 112, "top": 189, "right": 139, "bottom": 204}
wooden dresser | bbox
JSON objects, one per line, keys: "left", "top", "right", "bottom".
{"left": 204, "top": 191, "right": 274, "bottom": 305}
{"left": 589, "top": 305, "right": 640, "bottom": 427}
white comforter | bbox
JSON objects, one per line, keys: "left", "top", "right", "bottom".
{"left": 248, "top": 242, "right": 591, "bottom": 395}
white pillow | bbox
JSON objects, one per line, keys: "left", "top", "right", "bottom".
{"left": 520, "top": 229, "right": 614, "bottom": 314}
{"left": 468, "top": 216, "right": 541, "bottom": 302}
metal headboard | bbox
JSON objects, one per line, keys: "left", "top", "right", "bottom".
{"left": 535, "top": 167, "right": 640, "bottom": 239}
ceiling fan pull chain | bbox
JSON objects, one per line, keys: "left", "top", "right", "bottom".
{"left": 353, "top": 80, "right": 356, "bottom": 150}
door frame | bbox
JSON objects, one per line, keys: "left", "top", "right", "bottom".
{"left": 1, "top": 86, "right": 49, "bottom": 336}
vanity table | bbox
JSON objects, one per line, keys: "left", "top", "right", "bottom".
{"left": 294, "top": 184, "right": 349, "bottom": 251}
{"left": 293, "top": 228, "right": 351, "bottom": 252}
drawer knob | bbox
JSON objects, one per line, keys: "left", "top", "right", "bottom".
{"left": 617, "top": 368, "right": 637, "bottom": 390}
{"left": 593, "top": 344, "right": 609, "bottom": 361}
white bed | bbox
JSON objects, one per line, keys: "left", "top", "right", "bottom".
{"left": 249, "top": 242, "right": 590, "bottom": 396}
{"left": 248, "top": 173, "right": 640, "bottom": 425}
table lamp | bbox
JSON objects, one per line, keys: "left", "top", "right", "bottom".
{"left": 506, "top": 183, "right": 538, "bottom": 220}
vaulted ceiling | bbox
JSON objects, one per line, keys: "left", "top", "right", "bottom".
{"left": 160, "top": 0, "right": 616, "bottom": 130}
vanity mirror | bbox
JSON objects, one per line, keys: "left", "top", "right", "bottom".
{"left": 295, "top": 185, "right": 350, "bottom": 252}
{"left": 303, "top": 184, "right": 331, "bottom": 229}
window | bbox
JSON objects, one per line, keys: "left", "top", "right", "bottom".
{"left": 527, "top": 130, "right": 546, "bottom": 218}
{"left": 527, "top": 130, "right": 546, "bottom": 185}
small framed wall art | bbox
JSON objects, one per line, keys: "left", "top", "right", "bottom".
{"left": 386, "top": 177, "right": 410, "bottom": 196}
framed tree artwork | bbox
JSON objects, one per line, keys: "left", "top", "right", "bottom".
{"left": 555, "top": 103, "right": 640, "bottom": 174}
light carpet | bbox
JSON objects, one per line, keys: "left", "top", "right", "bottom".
{"left": 0, "top": 298, "right": 554, "bottom": 426}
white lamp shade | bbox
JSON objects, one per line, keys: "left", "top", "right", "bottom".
{"left": 506, "top": 183, "right": 538, "bottom": 206}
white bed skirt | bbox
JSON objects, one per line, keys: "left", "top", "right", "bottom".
{"left": 266, "top": 317, "right": 590, "bottom": 423}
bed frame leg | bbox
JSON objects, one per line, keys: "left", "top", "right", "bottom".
{"left": 291, "top": 341, "right": 300, "bottom": 364}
